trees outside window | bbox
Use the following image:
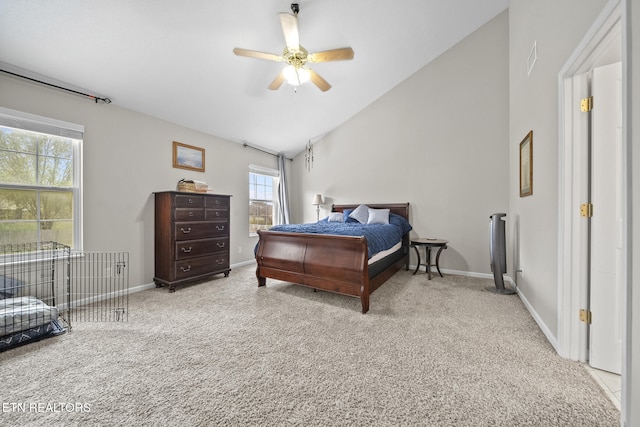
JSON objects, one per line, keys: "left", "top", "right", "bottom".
{"left": 0, "top": 121, "right": 80, "bottom": 248}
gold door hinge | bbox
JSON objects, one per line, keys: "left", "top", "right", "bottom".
{"left": 580, "top": 309, "right": 592, "bottom": 324}
{"left": 581, "top": 96, "right": 593, "bottom": 112}
{"left": 580, "top": 203, "right": 593, "bottom": 217}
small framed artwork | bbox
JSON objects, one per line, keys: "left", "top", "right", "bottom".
{"left": 519, "top": 131, "right": 533, "bottom": 197}
{"left": 173, "top": 141, "right": 205, "bottom": 172}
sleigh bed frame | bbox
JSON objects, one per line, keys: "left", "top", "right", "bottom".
{"left": 255, "top": 203, "right": 410, "bottom": 313}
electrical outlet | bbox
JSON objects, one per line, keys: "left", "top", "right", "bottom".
{"left": 237, "top": 246, "right": 242, "bottom": 254}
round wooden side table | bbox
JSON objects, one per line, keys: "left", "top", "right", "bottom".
{"left": 410, "top": 238, "right": 448, "bottom": 280}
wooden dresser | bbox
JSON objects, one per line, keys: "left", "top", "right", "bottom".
{"left": 154, "top": 191, "right": 231, "bottom": 291}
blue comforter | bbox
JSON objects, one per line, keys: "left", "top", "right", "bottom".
{"left": 265, "top": 214, "right": 412, "bottom": 259}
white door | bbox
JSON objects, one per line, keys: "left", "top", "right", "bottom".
{"left": 588, "top": 62, "right": 622, "bottom": 374}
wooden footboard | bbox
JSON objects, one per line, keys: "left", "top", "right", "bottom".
{"left": 256, "top": 231, "right": 372, "bottom": 311}
{"left": 255, "top": 202, "right": 410, "bottom": 313}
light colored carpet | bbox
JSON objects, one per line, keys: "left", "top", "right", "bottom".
{"left": 1, "top": 264, "right": 620, "bottom": 426}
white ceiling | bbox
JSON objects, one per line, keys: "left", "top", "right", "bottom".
{"left": 0, "top": 0, "right": 509, "bottom": 157}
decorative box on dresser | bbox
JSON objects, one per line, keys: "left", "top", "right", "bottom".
{"left": 154, "top": 191, "right": 231, "bottom": 292}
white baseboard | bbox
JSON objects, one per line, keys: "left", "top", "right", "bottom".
{"left": 57, "top": 281, "right": 156, "bottom": 311}
{"left": 440, "top": 268, "right": 495, "bottom": 280}
{"left": 510, "top": 280, "right": 559, "bottom": 352}
{"left": 129, "top": 282, "right": 157, "bottom": 293}
{"left": 232, "top": 259, "right": 257, "bottom": 269}
{"left": 408, "top": 265, "right": 501, "bottom": 281}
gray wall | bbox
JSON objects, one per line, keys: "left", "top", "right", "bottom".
{"left": 507, "top": 0, "right": 608, "bottom": 342}
{"left": 289, "top": 11, "right": 510, "bottom": 277}
{"left": 0, "top": 75, "right": 279, "bottom": 287}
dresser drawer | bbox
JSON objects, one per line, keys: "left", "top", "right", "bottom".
{"left": 208, "top": 221, "right": 229, "bottom": 236}
{"left": 175, "top": 194, "right": 204, "bottom": 208}
{"left": 174, "top": 254, "right": 230, "bottom": 280}
{"left": 175, "top": 221, "right": 221, "bottom": 240}
{"left": 206, "top": 196, "right": 229, "bottom": 209}
{"left": 174, "top": 208, "right": 205, "bottom": 221}
{"left": 175, "top": 237, "right": 230, "bottom": 260}
{"left": 205, "top": 209, "right": 230, "bottom": 220}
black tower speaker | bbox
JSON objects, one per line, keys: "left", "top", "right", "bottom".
{"left": 487, "top": 213, "right": 515, "bottom": 294}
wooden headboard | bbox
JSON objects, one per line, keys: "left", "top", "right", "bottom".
{"left": 332, "top": 203, "right": 410, "bottom": 221}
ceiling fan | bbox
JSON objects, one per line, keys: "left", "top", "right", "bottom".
{"left": 233, "top": 3, "right": 354, "bottom": 92}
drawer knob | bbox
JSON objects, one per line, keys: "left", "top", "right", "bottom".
{"left": 180, "top": 227, "right": 192, "bottom": 234}
{"left": 181, "top": 246, "right": 192, "bottom": 253}
{"left": 216, "top": 211, "right": 220, "bottom": 217}
{"left": 216, "top": 259, "right": 224, "bottom": 265}
{"left": 180, "top": 265, "right": 192, "bottom": 272}
{"left": 188, "top": 211, "right": 194, "bottom": 217}
{"left": 217, "top": 242, "right": 225, "bottom": 248}
{"left": 216, "top": 225, "right": 225, "bottom": 231}
{"left": 188, "top": 198, "right": 194, "bottom": 204}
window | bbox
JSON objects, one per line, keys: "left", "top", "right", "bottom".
{"left": 0, "top": 108, "right": 83, "bottom": 249}
{"left": 249, "top": 165, "right": 278, "bottom": 236}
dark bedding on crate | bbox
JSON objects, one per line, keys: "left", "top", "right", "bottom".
{"left": 0, "top": 296, "right": 65, "bottom": 352}
{"left": 0, "top": 319, "right": 65, "bottom": 352}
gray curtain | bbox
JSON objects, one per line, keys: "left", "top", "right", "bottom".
{"left": 277, "top": 154, "right": 290, "bottom": 224}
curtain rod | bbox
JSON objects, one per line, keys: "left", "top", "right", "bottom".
{"left": 0, "top": 69, "right": 112, "bottom": 104}
{"left": 243, "top": 142, "right": 292, "bottom": 161}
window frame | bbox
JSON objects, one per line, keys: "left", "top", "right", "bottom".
{"left": 0, "top": 107, "right": 83, "bottom": 251}
{"left": 249, "top": 164, "right": 279, "bottom": 237}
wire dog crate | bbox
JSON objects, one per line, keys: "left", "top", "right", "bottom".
{"left": 1, "top": 242, "right": 129, "bottom": 352}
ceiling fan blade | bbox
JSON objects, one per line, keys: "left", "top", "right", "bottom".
{"left": 278, "top": 12, "right": 299, "bottom": 50}
{"left": 308, "top": 47, "right": 355, "bottom": 63}
{"left": 308, "top": 69, "right": 331, "bottom": 92}
{"left": 268, "top": 71, "right": 286, "bottom": 90}
{"left": 233, "top": 48, "right": 282, "bottom": 62}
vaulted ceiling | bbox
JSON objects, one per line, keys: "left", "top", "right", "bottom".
{"left": 0, "top": 0, "right": 509, "bottom": 157}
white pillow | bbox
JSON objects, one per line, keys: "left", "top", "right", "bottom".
{"left": 367, "top": 208, "right": 390, "bottom": 225}
{"left": 327, "top": 212, "right": 344, "bottom": 222}
{"left": 349, "top": 204, "right": 369, "bottom": 224}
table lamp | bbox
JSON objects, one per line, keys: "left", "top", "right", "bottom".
{"left": 312, "top": 194, "right": 324, "bottom": 221}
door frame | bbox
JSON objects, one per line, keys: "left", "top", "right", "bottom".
{"left": 556, "top": 0, "right": 628, "bottom": 416}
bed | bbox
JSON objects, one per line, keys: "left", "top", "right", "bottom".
{"left": 0, "top": 296, "right": 64, "bottom": 352}
{"left": 255, "top": 203, "right": 411, "bottom": 313}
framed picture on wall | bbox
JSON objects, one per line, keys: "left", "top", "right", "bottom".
{"left": 519, "top": 131, "right": 533, "bottom": 197}
{"left": 173, "top": 141, "right": 205, "bottom": 172}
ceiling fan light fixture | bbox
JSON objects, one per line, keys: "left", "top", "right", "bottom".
{"left": 283, "top": 65, "right": 310, "bottom": 86}
{"left": 233, "top": 3, "right": 353, "bottom": 92}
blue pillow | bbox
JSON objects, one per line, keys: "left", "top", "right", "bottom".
{"left": 389, "top": 213, "right": 413, "bottom": 235}
{"left": 342, "top": 209, "right": 359, "bottom": 223}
